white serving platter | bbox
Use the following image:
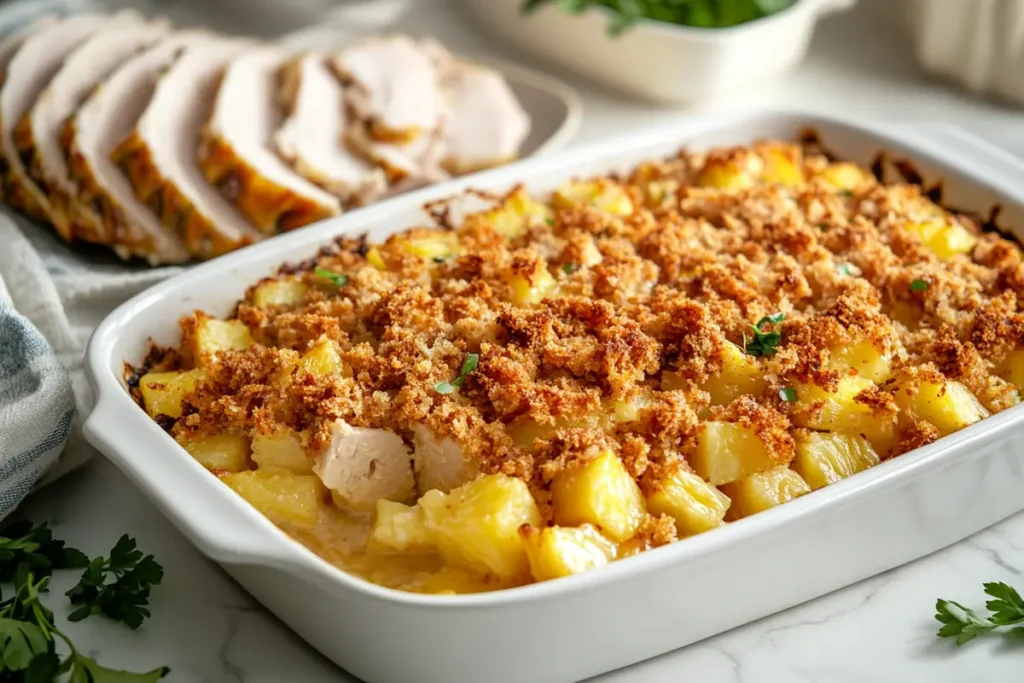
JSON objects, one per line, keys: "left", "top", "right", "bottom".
{"left": 84, "top": 111, "right": 1024, "bottom": 683}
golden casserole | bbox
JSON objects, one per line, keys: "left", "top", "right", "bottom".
{"left": 129, "top": 139, "right": 1024, "bottom": 595}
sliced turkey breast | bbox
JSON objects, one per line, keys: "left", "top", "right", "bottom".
{"left": 439, "top": 62, "right": 531, "bottom": 176}
{"left": 331, "top": 35, "right": 444, "bottom": 144}
{"left": 274, "top": 53, "right": 386, "bottom": 208}
{"left": 199, "top": 46, "right": 341, "bottom": 235}
{"left": 411, "top": 425, "right": 479, "bottom": 495}
{"left": 65, "top": 32, "right": 209, "bottom": 265}
{"left": 112, "top": 37, "right": 263, "bottom": 260}
{"left": 344, "top": 111, "right": 449, "bottom": 188}
{"left": 24, "top": 13, "right": 170, "bottom": 245}
{"left": 313, "top": 419, "right": 415, "bottom": 511}
{"left": 2, "top": 14, "right": 110, "bottom": 222}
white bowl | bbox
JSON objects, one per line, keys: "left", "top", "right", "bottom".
{"left": 84, "top": 112, "right": 1024, "bottom": 683}
{"left": 460, "top": 0, "right": 856, "bottom": 104}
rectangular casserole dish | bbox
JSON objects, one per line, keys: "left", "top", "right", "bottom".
{"left": 83, "top": 111, "right": 1024, "bottom": 683}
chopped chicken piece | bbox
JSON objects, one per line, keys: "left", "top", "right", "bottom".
{"left": 24, "top": 13, "right": 170, "bottom": 245}
{"left": 313, "top": 419, "right": 415, "bottom": 510}
{"left": 112, "top": 37, "right": 264, "bottom": 259}
{"left": 412, "top": 425, "right": 479, "bottom": 495}
{"left": 274, "top": 53, "right": 386, "bottom": 207}
{"left": 332, "top": 35, "right": 444, "bottom": 143}
{"left": 439, "top": 62, "right": 530, "bottom": 175}
{"left": 66, "top": 32, "right": 209, "bottom": 264}
{"left": 199, "top": 46, "right": 341, "bottom": 235}
{"left": 1, "top": 14, "right": 110, "bottom": 222}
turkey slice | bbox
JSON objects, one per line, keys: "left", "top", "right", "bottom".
{"left": 0, "top": 15, "right": 55, "bottom": 202}
{"left": 439, "top": 61, "right": 530, "bottom": 176}
{"left": 2, "top": 14, "right": 110, "bottom": 223}
{"left": 111, "top": 37, "right": 263, "bottom": 259}
{"left": 25, "top": 13, "right": 170, "bottom": 245}
{"left": 274, "top": 53, "right": 386, "bottom": 208}
{"left": 66, "top": 32, "right": 210, "bottom": 265}
{"left": 199, "top": 45, "right": 341, "bottom": 234}
{"left": 345, "top": 118, "right": 449, "bottom": 188}
{"left": 331, "top": 35, "right": 444, "bottom": 144}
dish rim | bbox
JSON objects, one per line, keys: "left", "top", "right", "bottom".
{"left": 83, "top": 108, "right": 1024, "bottom": 610}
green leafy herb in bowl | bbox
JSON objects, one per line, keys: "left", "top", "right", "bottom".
{"left": 523, "top": 0, "right": 799, "bottom": 35}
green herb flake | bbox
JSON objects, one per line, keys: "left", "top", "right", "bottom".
{"left": 779, "top": 387, "right": 798, "bottom": 402}
{"left": 745, "top": 313, "right": 785, "bottom": 357}
{"left": 910, "top": 278, "right": 929, "bottom": 292}
{"left": 561, "top": 263, "right": 579, "bottom": 275}
{"left": 314, "top": 266, "right": 349, "bottom": 287}
{"left": 817, "top": 223, "right": 829, "bottom": 231}
{"left": 435, "top": 353, "right": 480, "bottom": 395}
{"left": 432, "top": 256, "right": 447, "bottom": 264}
{"left": 545, "top": 218, "right": 554, "bottom": 226}
{"left": 839, "top": 189, "right": 854, "bottom": 198}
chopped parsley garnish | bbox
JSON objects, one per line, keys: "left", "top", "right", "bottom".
{"left": 545, "top": 218, "right": 554, "bottom": 226}
{"left": 314, "top": 266, "right": 349, "bottom": 287}
{"left": 432, "top": 256, "right": 447, "bottom": 264}
{"left": 435, "top": 353, "right": 479, "bottom": 395}
{"left": 839, "top": 189, "right": 854, "bottom": 198}
{"left": 817, "top": 223, "right": 829, "bottom": 231}
{"left": 910, "top": 278, "right": 929, "bottom": 292}
{"left": 745, "top": 313, "right": 785, "bottom": 357}
{"left": 779, "top": 387, "right": 798, "bottom": 402}
{"left": 561, "top": 263, "right": 579, "bottom": 275}
{"left": 836, "top": 263, "right": 860, "bottom": 277}
{"left": 935, "top": 581, "right": 1024, "bottom": 645}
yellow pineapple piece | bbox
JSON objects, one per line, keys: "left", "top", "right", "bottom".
{"left": 792, "top": 375, "right": 896, "bottom": 454}
{"left": 645, "top": 468, "right": 731, "bottom": 536}
{"left": 192, "top": 318, "right": 252, "bottom": 364}
{"left": 551, "top": 450, "right": 646, "bottom": 542}
{"left": 818, "top": 162, "right": 867, "bottom": 191}
{"left": 604, "top": 392, "right": 653, "bottom": 424}
{"left": 399, "top": 234, "right": 460, "bottom": 261}
{"left": 366, "top": 246, "right": 387, "bottom": 270}
{"left": 139, "top": 369, "right": 205, "bottom": 419}
{"left": 893, "top": 377, "right": 989, "bottom": 436}
{"left": 830, "top": 340, "right": 892, "bottom": 383}
{"left": 282, "top": 336, "right": 344, "bottom": 384}
{"left": 419, "top": 474, "right": 541, "bottom": 580}
{"left": 553, "top": 179, "right": 634, "bottom": 216}
{"left": 520, "top": 524, "right": 617, "bottom": 582}
{"left": 700, "top": 341, "right": 767, "bottom": 405}
{"left": 370, "top": 500, "right": 434, "bottom": 553}
{"left": 759, "top": 146, "right": 804, "bottom": 187}
{"left": 997, "top": 350, "right": 1024, "bottom": 391}
{"left": 252, "top": 428, "right": 311, "bottom": 474}
{"left": 251, "top": 279, "right": 308, "bottom": 308}
{"left": 905, "top": 220, "right": 976, "bottom": 260}
{"left": 221, "top": 470, "right": 325, "bottom": 526}
{"left": 470, "top": 188, "right": 552, "bottom": 239}
{"left": 720, "top": 466, "right": 810, "bottom": 521}
{"left": 695, "top": 155, "right": 756, "bottom": 190}
{"left": 178, "top": 433, "right": 251, "bottom": 473}
{"left": 692, "top": 421, "right": 778, "bottom": 486}
{"left": 791, "top": 432, "right": 880, "bottom": 490}
{"left": 507, "top": 261, "right": 559, "bottom": 306}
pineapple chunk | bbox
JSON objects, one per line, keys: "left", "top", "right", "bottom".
{"left": 251, "top": 279, "right": 308, "bottom": 307}
{"left": 792, "top": 432, "right": 880, "bottom": 490}
{"left": 818, "top": 162, "right": 867, "bottom": 191}
{"left": 366, "top": 246, "right": 387, "bottom": 270}
{"left": 720, "top": 466, "right": 810, "bottom": 521}
{"left": 759, "top": 146, "right": 804, "bottom": 187}
{"left": 252, "top": 428, "right": 311, "bottom": 474}
{"left": 692, "top": 421, "right": 777, "bottom": 486}
{"left": 553, "top": 179, "right": 633, "bottom": 216}
{"left": 221, "top": 470, "right": 325, "bottom": 526}
{"left": 551, "top": 450, "right": 646, "bottom": 542}
{"left": 830, "top": 340, "right": 892, "bottom": 383}
{"left": 646, "top": 468, "right": 731, "bottom": 536}
{"left": 700, "top": 341, "right": 767, "bottom": 405}
{"left": 178, "top": 433, "right": 251, "bottom": 473}
{"left": 604, "top": 392, "right": 652, "bottom": 424}
{"left": 192, "top": 318, "right": 252, "bottom": 364}
{"left": 893, "top": 378, "right": 989, "bottom": 436}
{"left": 997, "top": 350, "right": 1024, "bottom": 391}
{"left": 370, "top": 500, "right": 434, "bottom": 553}
{"left": 139, "top": 369, "right": 204, "bottom": 419}
{"left": 420, "top": 474, "right": 541, "bottom": 580}
{"left": 471, "top": 188, "right": 552, "bottom": 239}
{"left": 521, "top": 524, "right": 617, "bottom": 582}
{"left": 399, "top": 234, "right": 460, "bottom": 261}
{"left": 695, "top": 158, "right": 755, "bottom": 190}
{"left": 905, "top": 221, "right": 976, "bottom": 260}
{"left": 507, "top": 261, "right": 559, "bottom": 306}
{"left": 290, "top": 336, "right": 345, "bottom": 382}
{"left": 792, "top": 375, "right": 896, "bottom": 454}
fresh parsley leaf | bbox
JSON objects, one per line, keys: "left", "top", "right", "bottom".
{"left": 0, "top": 521, "right": 89, "bottom": 582}
{"left": 66, "top": 535, "right": 163, "bottom": 629}
{"left": 745, "top": 313, "right": 785, "bottom": 357}
{"left": 545, "top": 218, "right": 554, "bottom": 226}
{"left": 561, "top": 263, "right": 579, "bottom": 275}
{"left": 839, "top": 189, "right": 854, "bottom": 198}
{"left": 522, "top": 0, "right": 797, "bottom": 34}
{"left": 0, "top": 618, "right": 49, "bottom": 670}
{"left": 910, "top": 278, "right": 929, "bottom": 292}
{"left": 68, "top": 655, "right": 169, "bottom": 683}
{"left": 313, "top": 266, "right": 349, "bottom": 287}
{"left": 817, "top": 223, "right": 828, "bottom": 231}
{"left": 434, "top": 353, "right": 480, "bottom": 395}
{"left": 935, "top": 582, "right": 1024, "bottom": 645}
{"left": 432, "top": 256, "right": 447, "bottom": 264}
{"left": 779, "top": 387, "right": 797, "bottom": 402}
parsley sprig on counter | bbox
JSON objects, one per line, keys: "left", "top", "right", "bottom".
{"left": 523, "top": 0, "right": 797, "bottom": 35}
{"left": 936, "top": 582, "right": 1024, "bottom": 645}
{"left": 0, "top": 521, "right": 168, "bottom": 682}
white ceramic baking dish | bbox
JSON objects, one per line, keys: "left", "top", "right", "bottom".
{"left": 83, "top": 111, "right": 1024, "bottom": 683}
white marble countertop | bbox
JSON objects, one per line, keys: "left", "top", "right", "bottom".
{"left": 18, "top": 0, "right": 1024, "bottom": 681}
